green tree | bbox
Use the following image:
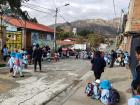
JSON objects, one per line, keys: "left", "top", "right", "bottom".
{"left": 0, "top": 0, "right": 29, "bottom": 11}
{"left": 77, "top": 30, "right": 91, "bottom": 37}
{"left": 0, "top": 0, "right": 29, "bottom": 19}
{"left": 56, "top": 26, "right": 73, "bottom": 40}
{"left": 87, "top": 33, "right": 104, "bottom": 48}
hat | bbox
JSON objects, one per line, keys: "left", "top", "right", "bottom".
{"left": 99, "top": 80, "right": 111, "bottom": 90}
{"left": 33, "top": 43, "right": 36, "bottom": 46}
{"left": 95, "top": 79, "right": 100, "bottom": 84}
{"left": 15, "top": 53, "right": 22, "bottom": 59}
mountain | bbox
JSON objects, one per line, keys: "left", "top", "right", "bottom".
{"left": 51, "top": 18, "right": 120, "bottom": 37}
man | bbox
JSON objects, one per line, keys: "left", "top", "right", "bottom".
{"left": 32, "top": 44, "right": 42, "bottom": 72}
{"left": 131, "top": 46, "right": 140, "bottom": 86}
{"left": 91, "top": 51, "right": 106, "bottom": 80}
{"left": 1, "top": 45, "right": 8, "bottom": 62}
{"left": 110, "top": 50, "right": 117, "bottom": 68}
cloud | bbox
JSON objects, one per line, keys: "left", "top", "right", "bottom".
{"left": 21, "top": 0, "right": 130, "bottom": 25}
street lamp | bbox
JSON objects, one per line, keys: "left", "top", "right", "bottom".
{"left": 53, "top": 3, "right": 70, "bottom": 52}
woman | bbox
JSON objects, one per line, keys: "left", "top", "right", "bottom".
{"left": 91, "top": 51, "right": 106, "bottom": 80}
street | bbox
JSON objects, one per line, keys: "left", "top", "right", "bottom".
{"left": 0, "top": 59, "right": 91, "bottom": 105}
{"left": 0, "top": 59, "right": 132, "bottom": 105}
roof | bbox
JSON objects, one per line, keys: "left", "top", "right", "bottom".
{"left": 3, "top": 16, "right": 54, "bottom": 33}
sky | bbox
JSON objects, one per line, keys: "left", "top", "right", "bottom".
{"left": 21, "top": 0, "right": 130, "bottom": 25}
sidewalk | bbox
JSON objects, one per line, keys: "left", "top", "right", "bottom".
{"left": 63, "top": 67, "right": 132, "bottom": 105}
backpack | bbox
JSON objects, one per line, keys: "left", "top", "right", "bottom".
{"left": 108, "top": 88, "right": 120, "bottom": 105}
{"left": 85, "top": 83, "right": 94, "bottom": 96}
{"left": 15, "top": 59, "right": 20, "bottom": 66}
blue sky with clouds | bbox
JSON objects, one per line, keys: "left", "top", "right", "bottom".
{"left": 21, "top": 0, "right": 130, "bottom": 25}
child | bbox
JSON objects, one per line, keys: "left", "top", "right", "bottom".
{"left": 22, "top": 51, "right": 28, "bottom": 69}
{"left": 7, "top": 52, "right": 15, "bottom": 74}
{"left": 128, "top": 81, "right": 140, "bottom": 105}
{"left": 99, "top": 80, "right": 112, "bottom": 105}
{"left": 91, "top": 79, "right": 101, "bottom": 99}
{"left": 13, "top": 52, "right": 24, "bottom": 78}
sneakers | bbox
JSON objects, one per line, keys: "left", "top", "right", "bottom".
{"left": 13, "top": 75, "right": 25, "bottom": 78}
{"left": 20, "top": 75, "right": 24, "bottom": 77}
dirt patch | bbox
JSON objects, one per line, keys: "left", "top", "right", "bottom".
{"left": 0, "top": 79, "right": 19, "bottom": 94}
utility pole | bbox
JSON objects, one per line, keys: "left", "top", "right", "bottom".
{"left": 53, "top": 3, "right": 70, "bottom": 52}
{"left": 54, "top": 8, "right": 58, "bottom": 52}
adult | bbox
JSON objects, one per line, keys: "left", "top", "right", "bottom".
{"left": 110, "top": 50, "right": 117, "bottom": 68}
{"left": 1, "top": 45, "right": 8, "bottom": 62}
{"left": 32, "top": 44, "right": 42, "bottom": 72}
{"left": 91, "top": 51, "right": 106, "bottom": 80}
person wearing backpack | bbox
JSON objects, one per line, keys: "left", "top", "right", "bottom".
{"left": 128, "top": 81, "right": 140, "bottom": 105}
{"left": 13, "top": 52, "right": 24, "bottom": 78}
{"left": 85, "top": 79, "right": 101, "bottom": 99}
{"left": 99, "top": 80, "right": 120, "bottom": 105}
{"left": 99, "top": 80, "right": 112, "bottom": 105}
{"left": 91, "top": 79, "right": 101, "bottom": 99}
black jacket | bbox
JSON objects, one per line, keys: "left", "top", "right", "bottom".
{"left": 32, "top": 48, "right": 42, "bottom": 59}
{"left": 91, "top": 56, "right": 106, "bottom": 73}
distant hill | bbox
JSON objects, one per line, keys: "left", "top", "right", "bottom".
{"left": 51, "top": 18, "right": 120, "bottom": 37}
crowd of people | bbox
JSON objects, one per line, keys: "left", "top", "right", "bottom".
{"left": 1, "top": 44, "right": 52, "bottom": 77}
{"left": 2, "top": 43, "right": 140, "bottom": 104}
{"left": 87, "top": 47, "right": 140, "bottom": 105}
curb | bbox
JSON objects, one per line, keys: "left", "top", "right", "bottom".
{"left": 45, "top": 71, "right": 93, "bottom": 105}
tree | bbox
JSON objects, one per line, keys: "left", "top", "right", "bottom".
{"left": 0, "top": 0, "right": 29, "bottom": 11}
{"left": 0, "top": 0, "right": 29, "bottom": 18}
{"left": 77, "top": 30, "right": 91, "bottom": 37}
{"left": 87, "top": 33, "right": 104, "bottom": 48}
{"left": 56, "top": 26, "right": 74, "bottom": 40}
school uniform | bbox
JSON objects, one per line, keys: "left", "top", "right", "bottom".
{"left": 92, "top": 83, "right": 100, "bottom": 99}
{"left": 99, "top": 80, "right": 112, "bottom": 105}
{"left": 13, "top": 53, "right": 24, "bottom": 77}
{"left": 8, "top": 57, "right": 15, "bottom": 72}
{"left": 128, "top": 96, "right": 140, "bottom": 105}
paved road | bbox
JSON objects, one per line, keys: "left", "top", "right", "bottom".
{"left": 63, "top": 67, "right": 132, "bottom": 105}
{"left": 0, "top": 59, "right": 91, "bottom": 105}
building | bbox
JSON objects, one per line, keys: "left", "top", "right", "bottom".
{"left": 121, "top": 0, "right": 140, "bottom": 71}
{"left": 0, "top": 16, "right": 54, "bottom": 51}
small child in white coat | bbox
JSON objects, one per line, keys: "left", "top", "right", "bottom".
{"left": 91, "top": 79, "right": 101, "bottom": 99}
{"left": 7, "top": 52, "right": 15, "bottom": 74}
{"left": 13, "top": 53, "right": 24, "bottom": 78}
{"left": 99, "top": 80, "right": 112, "bottom": 105}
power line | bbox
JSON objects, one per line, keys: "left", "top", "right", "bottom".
{"left": 22, "top": 2, "right": 76, "bottom": 25}
{"left": 58, "top": 12, "right": 69, "bottom": 22}
{"left": 22, "top": 3, "right": 73, "bottom": 23}
{"left": 22, "top": 2, "right": 55, "bottom": 12}
{"left": 22, "top": 4, "right": 54, "bottom": 16}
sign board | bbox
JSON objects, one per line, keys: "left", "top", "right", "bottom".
{"left": 6, "top": 31, "right": 22, "bottom": 51}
